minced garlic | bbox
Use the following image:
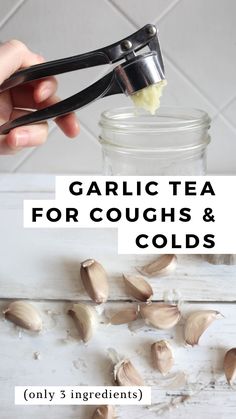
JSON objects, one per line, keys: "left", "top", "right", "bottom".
{"left": 131, "top": 79, "right": 167, "bottom": 114}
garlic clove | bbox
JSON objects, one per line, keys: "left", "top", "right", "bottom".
{"left": 92, "top": 405, "right": 115, "bottom": 419}
{"left": 114, "top": 359, "right": 144, "bottom": 386}
{"left": 184, "top": 310, "right": 221, "bottom": 346}
{"left": 204, "top": 254, "right": 236, "bottom": 265}
{"left": 123, "top": 274, "right": 153, "bottom": 302}
{"left": 3, "top": 301, "right": 42, "bottom": 332}
{"left": 68, "top": 303, "right": 97, "bottom": 343}
{"left": 224, "top": 348, "right": 236, "bottom": 386}
{"left": 110, "top": 307, "right": 139, "bottom": 325}
{"left": 140, "top": 302, "right": 181, "bottom": 329}
{"left": 151, "top": 340, "right": 174, "bottom": 375}
{"left": 137, "top": 255, "right": 177, "bottom": 277}
{"left": 80, "top": 259, "right": 109, "bottom": 304}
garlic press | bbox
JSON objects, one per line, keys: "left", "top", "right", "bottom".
{"left": 0, "top": 24, "right": 165, "bottom": 135}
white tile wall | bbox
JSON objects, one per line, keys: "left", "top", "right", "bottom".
{"left": 224, "top": 98, "right": 236, "bottom": 127}
{"left": 17, "top": 125, "right": 102, "bottom": 174}
{"left": 0, "top": 0, "right": 235, "bottom": 174}
{"left": 0, "top": 0, "right": 22, "bottom": 27}
{"left": 158, "top": 0, "right": 236, "bottom": 107}
{"left": 111, "top": 0, "right": 180, "bottom": 26}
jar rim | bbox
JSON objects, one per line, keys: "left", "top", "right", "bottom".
{"left": 99, "top": 106, "right": 211, "bottom": 133}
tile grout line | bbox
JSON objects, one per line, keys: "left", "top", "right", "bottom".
{"left": 108, "top": 0, "right": 236, "bottom": 131}
{"left": 108, "top": 0, "right": 137, "bottom": 27}
{"left": 108, "top": 0, "right": 183, "bottom": 26}
{"left": 0, "top": 0, "right": 29, "bottom": 173}
{"left": 164, "top": 53, "right": 218, "bottom": 114}
{"left": 1, "top": 0, "right": 104, "bottom": 172}
{"left": 108, "top": 0, "right": 218, "bottom": 113}
{"left": 163, "top": 58, "right": 236, "bottom": 135}
{"left": 213, "top": 94, "right": 236, "bottom": 118}
{"left": 152, "top": 0, "right": 183, "bottom": 23}
{"left": 9, "top": 0, "right": 236, "bottom": 172}
{"left": 12, "top": 123, "right": 57, "bottom": 172}
{"left": 78, "top": 118, "right": 101, "bottom": 146}
{"left": 11, "top": 148, "right": 38, "bottom": 173}
{"left": 0, "top": 0, "right": 43, "bottom": 174}
{"left": 13, "top": 119, "right": 100, "bottom": 172}
{"left": 219, "top": 114, "right": 236, "bottom": 135}
{"left": 165, "top": 53, "right": 236, "bottom": 134}
{"left": 0, "top": 0, "right": 27, "bottom": 32}
{"left": 12, "top": 61, "right": 109, "bottom": 172}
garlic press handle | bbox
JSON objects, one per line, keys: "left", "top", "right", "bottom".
{"left": 0, "top": 52, "right": 110, "bottom": 93}
{"left": 0, "top": 71, "right": 120, "bottom": 135}
{"left": 0, "top": 24, "right": 161, "bottom": 134}
{"left": 0, "top": 24, "right": 157, "bottom": 92}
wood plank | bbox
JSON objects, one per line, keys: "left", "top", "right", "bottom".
{"left": 0, "top": 300, "right": 235, "bottom": 419}
{"left": 0, "top": 190, "right": 235, "bottom": 301}
{"left": 0, "top": 174, "right": 55, "bottom": 192}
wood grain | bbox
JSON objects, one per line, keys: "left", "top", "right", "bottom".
{"left": 0, "top": 301, "right": 235, "bottom": 419}
{"left": 0, "top": 175, "right": 235, "bottom": 419}
{"left": 0, "top": 187, "right": 235, "bottom": 302}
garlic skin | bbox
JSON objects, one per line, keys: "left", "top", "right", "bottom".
{"left": 184, "top": 310, "right": 220, "bottom": 346}
{"left": 224, "top": 348, "right": 236, "bottom": 386}
{"left": 123, "top": 274, "right": 153, "bottom": 302}
{"left": 137, "top": 255, "right": 177, "bottom": 277}
{"left": 110, "top": 307, "right": 138, "bottom": 325}
{"left": 92, "top": 405, "right": 115, "bottom": 419}
{"left": 80, "top": 259, "right": 109, "bottom": 304}
{"left": 114, "top": 359, "right": 144, "bottom": 386}
{"left": 68, "top": 303, "right": 97, "bottom": 343}
{"left": 151, "top": 340, "right": 174, "bottom": 375}
{"left": 140, "top": 303, "right": 181, "bottom": 329}
{"left": 3, "top": 301, "right": 42, "bottom": 332}
{"left": 204, "top": 254, "right": 236, "bottom": 265}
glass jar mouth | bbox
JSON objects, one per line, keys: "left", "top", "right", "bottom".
{"left": 99, "top": 106, "right": 211, "bottom": 133}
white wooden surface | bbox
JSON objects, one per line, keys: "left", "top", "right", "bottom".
{"left": 0, "top": 174, "right": 236, "bottom": 419}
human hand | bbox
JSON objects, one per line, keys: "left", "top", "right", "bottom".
{"left": 0, "top": 40, "right": 80, "bottom": 154}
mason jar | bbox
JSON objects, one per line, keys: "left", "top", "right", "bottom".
{"left": 99, "top": 107, "right": 236, "bottom": 265}
{"left": 99, "top": 107, "right": 211, "bottom": 175}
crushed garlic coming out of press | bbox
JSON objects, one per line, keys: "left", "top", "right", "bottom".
{"left": 131, "top": 80, "right": 167, "bottom": 114}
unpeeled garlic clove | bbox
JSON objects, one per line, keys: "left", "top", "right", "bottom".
{"left": 114, "top": 359, "right": 144, "bottom": 386}
{"left": 204, "top": 254, "right": 236, "bottom": 265}
{"left": 137, "top": 254, "right": 177, "bottom": 277}
{"left": 151, "top": 340, "right": 174, "bottom": 375}
{"left": 224, "top": 348, "right": 236, "bottom": 386}
{"left": 123, "top": 274, "right": 153, "bottom": 302}
{"left": 3, "top": 301, "right": 42, "bottom": 332}
{"left": 68, "top": 303, "right": 97, "bottom": 343}
{"left": 110, "top": 307, "right": 139, "bottom": 325}
{"left": 80, "top": 259, "right": 109, "bottom": 304}
{"left": 92, "top": 405, "right": 115, "bottom": 419}
{"left": 184, "top": 310, "right": 221, "bottom": 346}
{"left": 140, "top": 302, "right": 181, "bottom": 329}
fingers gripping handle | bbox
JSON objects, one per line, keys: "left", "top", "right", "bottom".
{"left": 0, "top": 24, "right": 158, "bottom": 93}
{"left": 0, "top": 72, "right": 117, "bottom": 135}
{"left": 0, "top": 52, "right": 109, "bottom": 93}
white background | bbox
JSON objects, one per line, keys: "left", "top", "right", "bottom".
{"left": 15, "top": 386, "right": 151, "bottom": 405}
{"left": 0, "top": 0, "right": 235, "bottom": 174}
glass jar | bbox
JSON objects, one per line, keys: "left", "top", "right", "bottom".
{"left": 99, "top": 107, "right": 211, "bottom": 175}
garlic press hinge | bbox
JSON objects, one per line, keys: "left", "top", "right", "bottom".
{"left": 104, "top": 23, "right": 158, "bottom": 63}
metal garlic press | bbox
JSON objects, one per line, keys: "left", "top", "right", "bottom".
{"left": 0, "top": 24, "right": 165, "bottom": 135}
